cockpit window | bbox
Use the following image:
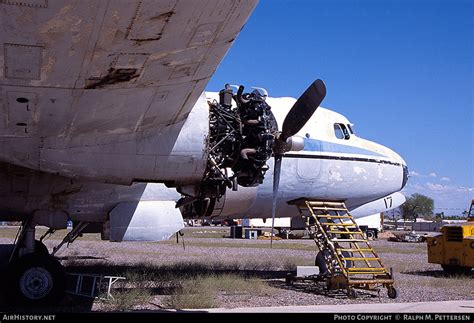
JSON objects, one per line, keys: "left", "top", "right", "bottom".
{"left": 347, "top": 124, "right": 354, "bottom": 134}
{"left": 334, "top": 123, "right": 350, "bottom": 140}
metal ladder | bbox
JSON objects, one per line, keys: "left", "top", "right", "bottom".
{"left": 289, "top": 198, "right": 397, "bottom": 298}
{"left": 65, "top": 273, "right": 125, "bottom": 300}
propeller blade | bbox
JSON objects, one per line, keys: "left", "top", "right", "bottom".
{"left": 280, "top": 79, "right": 326, "bottom": 141}
{"left": 270, "top": 155, "right": 283, "bottom": 248}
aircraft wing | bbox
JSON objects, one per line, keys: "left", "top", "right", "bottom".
{"left": 0, "top": 0, "right": 257, "bottom": 183}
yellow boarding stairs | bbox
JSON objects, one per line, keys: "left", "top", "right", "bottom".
{"left": 288, "top": 199, "right": 397, "bottom": 299}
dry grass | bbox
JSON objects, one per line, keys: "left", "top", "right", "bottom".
{"left": 94, "top": 260, "right": 276, "bottom": 310}
{"left": 182, "top": 227, "right": 229, "bottom": 239}
{"left": 158, "top": 239, "right": 317, "bottom": 251}
{"left": 0, "top": 226, "right": 104, "bottom": 242}
{"left": 396, "top": 272, "right": 473, "bottom": 290}
{"left": 163, "top": 273, "right": 271, "bottom": 309}
{"left": 0, "top": 226, "right": 23, "bottom": 240}
{"left": 164, "top": 278, "right": 216, "bottom": 309}
{"left": 105, "top": 288, "right": 153, "bottom": 311}
{"left": 373, "top": 245, "right": 425, "bottom": 255}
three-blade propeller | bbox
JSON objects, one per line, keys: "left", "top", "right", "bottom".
{"left": 270, "top": 79, "right": 327, "bottom": 247}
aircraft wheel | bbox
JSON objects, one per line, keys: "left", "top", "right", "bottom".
{"left": 6, "top": 253, "right": 65, "bottom": 305}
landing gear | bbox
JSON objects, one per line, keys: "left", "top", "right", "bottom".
{"left": 6, "top": 253, "right": 65, "bottom": 305}
{"left": 35, "top": 240, "right": 50, "bottom": 257}
{"left": 3, "top": 218, "right": 66, "bottom": 305}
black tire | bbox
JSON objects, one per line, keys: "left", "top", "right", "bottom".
{"left": 387, "top": 286, "right": 397, "bottom": 299}
{"left": 315, "top": 250, "right": 353, "bottom": 275}
{"left": 441, "top": 265, "right": 472, "bottom": 276}
{"left": 347, "top": 288, "right": 358, "bottom": 299}
{"left": 315, "top": 251, "right": 330, "bottom": 276}
{"left": 6, "top": 253, "right": 65, "bottom": 305}
{"left": 35, "top": 240, "right": 49, "bottom": 256}
{"left": 366, "top": 230, "right": 375, "bottom": 239}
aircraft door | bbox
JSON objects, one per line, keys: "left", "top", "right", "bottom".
{"left": 296, "top": 139, "right": 322, "bottom": 182}
{"left": 295, "top": 139, "right": 326, "bottom": 197}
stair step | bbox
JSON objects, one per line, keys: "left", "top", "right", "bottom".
{"left": 325, "top": 223, "right": 358, "bottom": 227}
{"left": 347, "top": 271, "right": 388, "bottom": 275}
{"left": 328, "top": 230, "right": 364, "bottom": 235}
{"left": 347, "top": 267, "right": 386, "bottom": 272}
{"left": 331, "top": 238, "right": 367, "bottom": 242}
{"left": 307, "top": 201, "right": 346, "bottom": 207}
{"left": 311, "top": 207, "right": 348, "bottom": 211}
{"left": 341, "top": 257, "right": 380, "bottom": 261}
{"left": 316, "top": 215, "right": 352, "bottom": 219}
{"left": 337, "top": 248, "right": 374, "bottom": 252}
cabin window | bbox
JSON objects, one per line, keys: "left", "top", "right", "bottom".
{"left": 334, "top": 123, "right": 350, "bottom": 140}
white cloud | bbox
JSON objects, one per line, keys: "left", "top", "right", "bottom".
{"left": 426, "top": 182, "right": 447, "bottom": 191}
{"left": 428, "top": 172, "right": 437, "bottom": 178}
{"left": 404, "top": 183, "right": 425, "bottom": 191}
{"left": 458, "top": 186, "right": 474, "bottom": 192}
{"left": 409, "top": 170, "right": 420, "bottom": 177}
{"left": 440, "top": 177, "right": 450, "bottom": 182}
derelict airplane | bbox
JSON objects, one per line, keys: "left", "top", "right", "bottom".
{"left": 0, "top": 0, "right": 408, "bottom": 304}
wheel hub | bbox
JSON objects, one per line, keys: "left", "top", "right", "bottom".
{"left": 19, "top": 266, "right": 53, "bottom": 300}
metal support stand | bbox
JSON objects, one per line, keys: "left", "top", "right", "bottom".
{"left": 287, "top": 198, "right": 397, "bottom": 299}
{"left": 66, "top": 273, "right": 125, "bottom": 300}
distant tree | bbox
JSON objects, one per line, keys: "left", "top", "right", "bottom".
{"left": 402, "top": 193, "right": 434, "bottom": 222}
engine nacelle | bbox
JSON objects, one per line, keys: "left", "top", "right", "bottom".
{"left": 175, "top": 84, "right": 277, "bottom": 211}
{"left": 180, "top": 185, "right": 258, "bottom": 219}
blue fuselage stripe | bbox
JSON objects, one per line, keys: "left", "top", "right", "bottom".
{"left": 302, "top": 138, "right": 386, "bottom": 158}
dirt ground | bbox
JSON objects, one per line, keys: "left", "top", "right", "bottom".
{"left": 0, "top": 226, "right": 472, "bottom": 312}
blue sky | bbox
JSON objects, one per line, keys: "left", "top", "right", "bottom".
{"left": 207, "top": 0, "right": 473, "bottom": 215}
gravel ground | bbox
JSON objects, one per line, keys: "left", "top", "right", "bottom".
{"left": 0, "top": 226, "right": 472, "bottom": 312}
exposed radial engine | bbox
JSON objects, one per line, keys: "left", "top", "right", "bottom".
{"left": 184, "top": 84, "right": 277, "bottom": 216}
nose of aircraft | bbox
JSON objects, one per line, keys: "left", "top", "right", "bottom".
{"left": 357, "top": 138, "right": 408, "bottom": 191}
{"left": 383, "top": 146, "right": 409, "bottom": 190}
{"left": 402, "top": 164, "right": 409, "bottom": 190}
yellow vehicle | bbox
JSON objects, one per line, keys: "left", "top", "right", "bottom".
{"left": 426, "top": 200, "right": 474, "bottom": 275}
